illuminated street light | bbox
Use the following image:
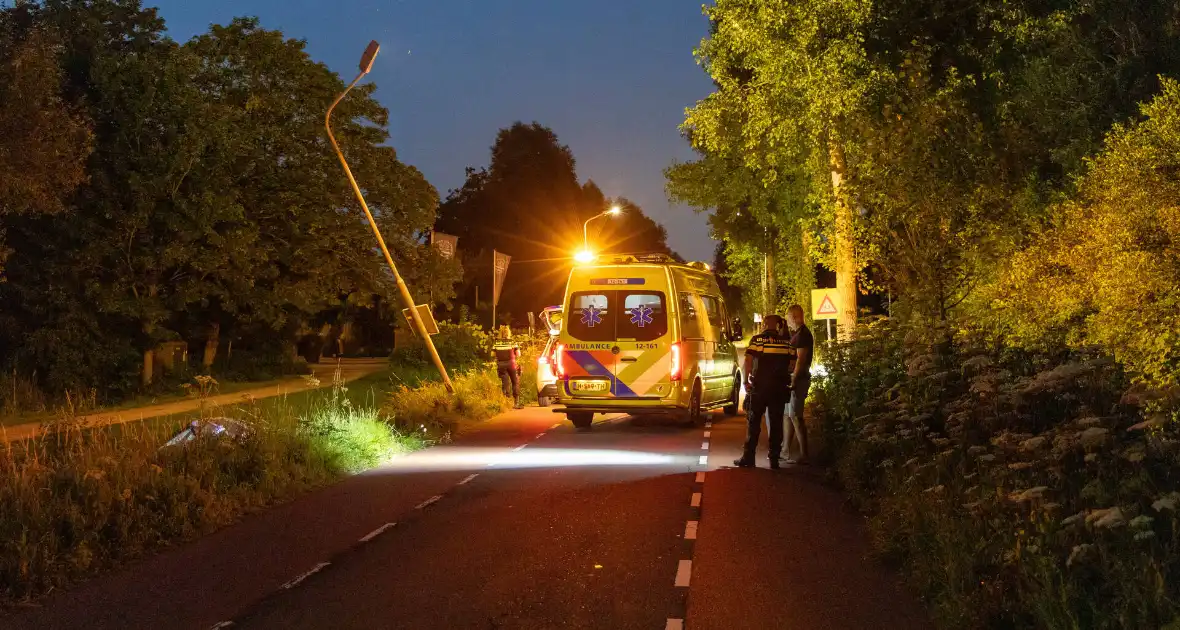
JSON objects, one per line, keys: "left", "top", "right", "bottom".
{"left": 580, "top": 204, "right": 623, "bottom": 260}
{"left": 325, "top": 40, "right": 454, "bottom": 393}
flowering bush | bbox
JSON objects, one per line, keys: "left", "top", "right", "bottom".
{"left": 817, "top": 318, "right": 1180, "bottom": 629}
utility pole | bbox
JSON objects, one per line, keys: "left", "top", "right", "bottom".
{"left": 326, "top": 40, "right": 453, "bottom": 392}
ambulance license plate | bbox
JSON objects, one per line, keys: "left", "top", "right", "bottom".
{"left": 572, "top": 380, "right": 609, "bottom": 392}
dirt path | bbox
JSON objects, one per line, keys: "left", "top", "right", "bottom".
{"left": 0, "top": 358, "right": 388, "bottom": 443}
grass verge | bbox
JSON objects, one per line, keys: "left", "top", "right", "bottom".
{"left": 0, "top": 366, "right": 422, "bottom": 603}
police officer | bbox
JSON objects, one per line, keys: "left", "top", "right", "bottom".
{"left": 492, "top": 326, "right": 523, "bottom": 409}
{"left": 734, "top": 314, "right": 795, "bottom": 469}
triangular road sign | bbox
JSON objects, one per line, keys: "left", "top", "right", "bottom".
{"left": 816, "top": 295, "right": 838, "bottom": 315}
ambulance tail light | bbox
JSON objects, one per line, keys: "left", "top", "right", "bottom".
{"left": 554, "top": 343, "right": 565, "bottom": 379}
{"left": 669, "top": 342, "right": 682, "bottom": 381}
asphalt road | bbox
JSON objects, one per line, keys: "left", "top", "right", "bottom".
{"left": 5, "top": 404, "right": 932, "bottom": 630}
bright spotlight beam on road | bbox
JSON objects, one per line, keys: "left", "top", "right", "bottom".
{"left": 373, "top": 447, "right": 678, "bottom": 473}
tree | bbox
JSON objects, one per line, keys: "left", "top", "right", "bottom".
{"left": 677, "top": 0, "right": 1180, "bottom": 333}
{"left": 436, "top": 122, "right": 676, "bottom": 325}
{"left": 684, "top": 0, "right": 884, "bottom": 338}
{"left": 185, "top": 18, "right": 458, "bottom": 362}
{"left": 0, "top": 18, "right": 92, "bottom": 275}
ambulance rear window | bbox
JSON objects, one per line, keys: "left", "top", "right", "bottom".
{"left": 568, "top": 292, "right": 614, "bottom": 341}
{"left": 618, "top": 292, "right": 667, "bottom": 342}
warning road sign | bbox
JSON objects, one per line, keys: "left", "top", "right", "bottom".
{"left": 811, "top": 288, "right": 841, "bottom": 321}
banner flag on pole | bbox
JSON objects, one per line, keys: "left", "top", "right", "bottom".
{"left": 493, "top": 249, "right": 511, "bottom": 307}
{"left": 430, "top": 231, "right": 458, "bottom": 259}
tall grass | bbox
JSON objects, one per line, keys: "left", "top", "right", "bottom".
{"left": 0, "top": 368, "right": 423, "bottom": 602}
{"left": 384, "top": 368, "right": 510, "bottom": 438}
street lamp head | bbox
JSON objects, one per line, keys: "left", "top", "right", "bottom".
{"left": 608, "top": 205, "right": 622, "bottom": 216}
{"left": 359, "top": 40, "right": 381, "bottom": 74}
{"left": 574, "top": 249, "right": 596, "bottom": 264}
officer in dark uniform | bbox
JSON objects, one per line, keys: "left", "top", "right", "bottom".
{"left": 492, "top": 327, "right": 523, "bottom": 409}
{"left": 734, "top": 314, "right": 795, "bottom": 469}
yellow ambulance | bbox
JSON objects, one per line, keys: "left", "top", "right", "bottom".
{"left": 553, "top": 254, "right": 744, "bottom": 429}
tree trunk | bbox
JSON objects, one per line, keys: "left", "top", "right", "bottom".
{"left": 203, "top": 321, "right": 220, "bottom": 369}
{"left": 829, "top": 137, "right": 858, "bottom": 340}
{"left": 142, "top": 349, "right": 153, "bottom": 387}
{"left": 801, "top": 227, "right": 815, "bottom": 313}
{"left": 763, "top": 229, "right": 777, "bottom": 316}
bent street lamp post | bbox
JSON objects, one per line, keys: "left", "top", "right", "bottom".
{"left": 326, "top": 40, "right": 454, "bottom": 393}
{"left": 578, "top": 205, "right": 622, "bottom": 260}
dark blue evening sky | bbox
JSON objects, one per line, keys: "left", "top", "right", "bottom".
{"left": 150, "top": 0, "right": 718, "bottom": 262}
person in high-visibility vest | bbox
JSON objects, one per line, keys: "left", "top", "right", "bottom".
{"left": 492, "top": 326, "right": 523, "bottom": 409}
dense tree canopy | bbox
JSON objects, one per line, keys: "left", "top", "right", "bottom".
{"left": 0, "top": 1, "right": 455, "bottom": 397}
{"left": 672, "top": 0, "right": 1180, "bottom": 338}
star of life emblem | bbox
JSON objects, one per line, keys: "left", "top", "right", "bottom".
{"left": 629, "top": 304, "right": 653, "bottom": 328}
{"left": 580, "top": 304, "right": 604, "bottom": 327}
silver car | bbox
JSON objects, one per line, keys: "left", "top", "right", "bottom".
{"left": 536, "top": 335, "right": 559, "bottom": 407}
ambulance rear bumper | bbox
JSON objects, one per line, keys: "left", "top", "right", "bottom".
{"left": 552, "top": 403, "right": 684, "bottom": 415}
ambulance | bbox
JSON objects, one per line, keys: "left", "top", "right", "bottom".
{"left": 552, "top": 254, "right": 744, "bottom": 428}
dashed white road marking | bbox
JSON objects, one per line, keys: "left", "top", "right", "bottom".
{"left": 512, "top": 444, "right": 527, "bottom": 451}
{"left": 698, "top": 455, "right": 708, "bottom": 466}
{"left": 703, "top": 430, "right": 711, "bottom": 438}
{"left": 685, "top": 520, "right": 699, "bottom": 540}
{"left": 358, "top": 522, "right": 396, "bottom": 542}
{"left": 695, "top": 472, "right": 706, "bottom": 483}
{"left": 705, "top": 421, "right": 712, "bottom": 428}
{"left": 281, "top": 562, "right": 330, "bottom": 589}
{"left": 674, "top": 559, "right": 692, "bottom": 587}
{"left": 665, "top": 619, "right": 684, "bottom": 630}
{"left": 458, "top": 474, "right": 478, "bottom": 485}
{"left": 701, "top": 441, "right": 709, "bottom": 450}
{"left": 551, "top": 423, "right": 561, "bottom": 429}
{"left": 415, "top": 495, "right": 443, "bottom": 509}
{"left": 690, "top": 492, "right": 702, "bottom": 507}
{"left": 535, "top": 432, "right": 546, "bottom": 439}
{"left": 209, "top": 623, "right": 234, "bottom": 629}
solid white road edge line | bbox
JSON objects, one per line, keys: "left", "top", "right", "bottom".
{"left": 281, "top": 562, "right": 330, "bottom": 590}
{"left": 415, "top": 495, "right": 443, "bottom": 510}
{"left": 358, "top": 522, "right": 396, "bottom": 542}
{"left": 690, "top": 492, "right": 702, "bottom": 507}
{"left": 665, "top": 619, "right": 684, "bottom": 630}
{"left": 674, "top": 559, "right": 692, "bottom": 587}
{"left": 458, "top": 474, "right": 478, "bottom": 485}
{"left": 685, "top": 520, "right": 699, "bottom": 540}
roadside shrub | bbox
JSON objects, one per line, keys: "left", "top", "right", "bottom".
{"left": 384, "top": 368, "right": 510, "bottom": 437}
{"left": 390, "top": 321, "right": 491, "bottom": 372}
{"left": 298, "top": 370, "right": 424, "bottom": 473}
{"left": 991, "top": 79, "right": 1180, "bottom": 389}
{"left": 818, "top": 318, "right": 1180, "bottom": 629}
